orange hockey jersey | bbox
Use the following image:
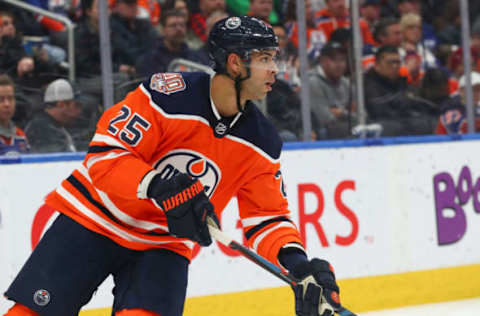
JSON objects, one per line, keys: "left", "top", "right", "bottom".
{"left": 45, "top": 72, "right": 304, "bottom": 265}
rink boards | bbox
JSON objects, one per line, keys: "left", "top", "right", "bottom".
{"left": 1, "top": 136, "right": 480, "bottom": 314}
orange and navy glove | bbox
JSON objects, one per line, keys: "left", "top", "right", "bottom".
{"left": 147, "top": 172, "right": 219, "bottom": 246}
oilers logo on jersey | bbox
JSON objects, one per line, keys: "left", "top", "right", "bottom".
{"left": 153, "top": 149, "right": 221, "bottom": 197}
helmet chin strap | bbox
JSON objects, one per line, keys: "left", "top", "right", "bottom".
{"left": 227, "top": 61, "right": 251, "bottom": 114}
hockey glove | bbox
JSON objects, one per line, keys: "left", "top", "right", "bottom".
{"left": 147, "top": 173, "right": 220, "bottom": 246}
{"left": 290, "top": 258, "right": 341, "bottom": 316}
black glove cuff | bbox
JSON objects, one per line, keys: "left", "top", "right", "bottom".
{"left": 147, "top": 174, "right": 165, "bottom": 198}
{"left": 278, "top": 247, "right": 308, "bottom": 273}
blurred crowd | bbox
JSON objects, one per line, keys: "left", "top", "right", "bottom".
{"left": 1, "top": 0, "right": 480, "bottom": 156}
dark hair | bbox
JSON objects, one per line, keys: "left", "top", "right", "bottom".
{"left": 330, "top": 28, "right": 352, "bottom": 45}
{"left": 160, "top": 8, "right": 187, "bottom": 26}
{"left": 320, "top": 41, "right": 347, "bottom": 58}
{"left": 0, "top": 73, "right": 15, "bottom": 89}
{"left": 81, "top": 0, "right": 95, "bottom": 13}
{"left": 373, "top": 17, "right": 399, "bottom": 43}
{"left": 375, "top": 45, "right": 399, "bottom": 61}
{"left": 420, "top": 68, "right": 450, "bottom": 102}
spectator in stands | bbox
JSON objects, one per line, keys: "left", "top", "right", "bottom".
{"left": 364, "top": 45, "right": 434, "bottom": 136}
{"left": 396, "top": 0, "right": 437, "bottom": 50}
{"left": 363, "top": 17, "right": 403, "bottom": 70}
{"left": 435, "top": 71, "right": 480, "bottom": 134}
{"left": 248, "top": 0, "right": 273, "bottom": 22}
{"left": 75, "top": 0, "right": 130, "bottom": 105}
{"left": 0, "top": 74, "right": 29, "bottom": 155}
{"left": 285, "top": 0, "right": 327, "bottom": 63}
{"left": 364, "top": 45, "right": 406, "bottom": 121}
{"left": 227, "top": 0, "right": 281, "bottom": 24}
{"left": 399, "top": 13, "right": 436, "bottom": 66}
{"left": 25, "top": 79, "right": 82, "bottom": 153}
{"left": 110, "top": 0, "right": 158, "bottom": 77}
{"left": 189, "top": 0, "right": 226, "bottom": 44}
{"left": 433, "top": 0, "right": 461, "bottom": 46}
{"left": 195, "top": 10, "right": 229, "bottom": 62}
{"left": 136, "top": 9, "right": 209, "bottom": 77}
{"left": 360, "top": 0, "right": 381, "bottom": 34}
{"left": 0, "top": 11, "right": 34, "bottom": 79}
{"left": 273, "top": 23, "right": 300, "bottom": 89}
{"left": 0, "top": 11, "right": 60, "bottom": 89}
{"left": 266, "top": 78, "right": 303, "bottom": 141}
{"left": 75, "top": 0, "right": 103, "bottom": 78}
{"left": 23, "top": 1, "right": 68, "bottom": 64}
{"left": 162, "top": 0, "right": 203, "bottom": 50}
{"left": 308, "top": 41, "right": 355, "bottom": 139}
{"left": 136, "top": 0, "right": 162, "bottom": 27}
{"left": 315, "top": 0, "right": 376, "bottom": 46}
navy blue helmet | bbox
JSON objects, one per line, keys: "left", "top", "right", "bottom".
{"left": 208, "top": 16, "right": 279, "bottom": 73}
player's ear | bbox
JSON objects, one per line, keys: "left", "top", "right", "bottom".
{"left": 226, "top": 53, "right": 243, "bottom": 77}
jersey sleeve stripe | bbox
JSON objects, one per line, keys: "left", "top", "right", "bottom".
{"left": 91, "top": 133, "right": 129, "bottom": 149}
{"left": 86, "top": 151, "right": 130, "bottom": 170}
{"left": 252, "top": 221, "right": 298, "bottom": 252}
{"left": 67, "top": 173, "right": 169, "bottom": 236}
{"left": 77, "top": 166, "right": 168, "bottom": 232}
{"left": 87, "top": 145, "right": 127, "bottom": 154}
{"left": 241, "top": 214, "right": 291, "bottom": 228}
{"left": 55, "top": 184, "right": 194, "bottom": 247}
{"left": 244, "top": 216, "right": 291, "bottom": 240}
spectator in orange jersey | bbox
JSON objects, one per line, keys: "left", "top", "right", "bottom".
{"left": 0, "top": 74, "right": 29, "bottom": 155}
{"left": 314, "top": 0, "right": 376, "bottom": 46}
{"left": 284, "top": 0, "right": 327, "bottom": 63}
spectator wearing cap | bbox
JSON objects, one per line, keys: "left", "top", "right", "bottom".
{"left": 308, "top": 41, "right": 356, "bottom": 139}
{"left": 0, "top": 74, "right": 29, "bottom": 155}
{"left": 25, "top": 79, "right": 82, "bottom": 153}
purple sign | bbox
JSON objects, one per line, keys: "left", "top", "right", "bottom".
{"left": 433, "top": 166, "right": 480, "bottom": 245}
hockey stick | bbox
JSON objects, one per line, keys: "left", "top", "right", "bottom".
{"left": 206, "top": 219, "right": 357, "bottom": 316}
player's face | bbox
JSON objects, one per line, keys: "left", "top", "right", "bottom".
{"left": 0, "top": 85, "right": 15, "bottom": 127}
{"left": 243, "top": 49, "right": 278, "bottom": 100}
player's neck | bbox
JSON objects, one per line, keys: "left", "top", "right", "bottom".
{"left": 210, "top": 74, "right": 247, "bottom": 117}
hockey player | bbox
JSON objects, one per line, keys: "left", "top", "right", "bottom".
{"left": 3, "top": 16, "right": 341, "bottom": 316}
